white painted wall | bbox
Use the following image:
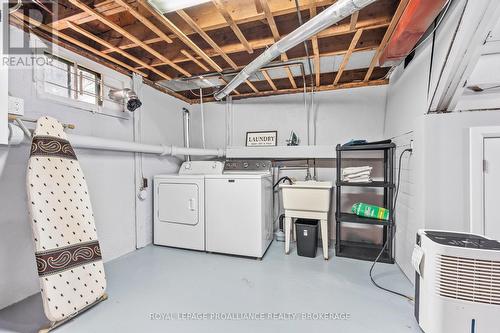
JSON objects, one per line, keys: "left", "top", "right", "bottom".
{"left": 189, "top": 86, "right": 389, "bottom": 242}
{"left": 190, "top": 86, "right": 388, "bottom": 149}
{"left": 384, "top": 0, "right": 500, "bottom": 281}
{"left": 0, "top": 28, "right": 185, "bottom": 309}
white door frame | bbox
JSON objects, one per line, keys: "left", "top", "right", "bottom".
{"left": 469, "top": 126, "right": 500, "bottom": 235}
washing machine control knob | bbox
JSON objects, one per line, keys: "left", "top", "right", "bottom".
{"left": 243, "top": 162, "right": 249, "bottom": 168}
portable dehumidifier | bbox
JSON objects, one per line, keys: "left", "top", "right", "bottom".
{"left": 413, "top": 230, "right": 500, "bottom": 333}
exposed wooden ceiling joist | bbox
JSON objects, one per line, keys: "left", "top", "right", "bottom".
{"left": 175, "top": 9, "right": 258, "bottom": 93}
{"left": 101, "top": 16, "right": 390, "bottom": 66}
{"left": 211, "top": 0, "right": 253, "bottom": 54}
{"left": 11, "top": 11, "right": 147, "bottom": 77}
{"left": 66, "top": 21, "right": 172, "bottom": 80}
{"left": 15, "top": 0, "right": 399, "bottom": 103}
{"left": 365, "top": 0, "right": 410, "bottom": 81}
{"left": 334, "top": 29, "right": 363, "bottom": 85}
{"left": 259, "top": 0, "right": 297, "bottom": 89}
{"left": 136, "top": 0, "right": 224, "bottom": 73}
{"left": 67, "top": 0, "right": 190, "bottom": 77}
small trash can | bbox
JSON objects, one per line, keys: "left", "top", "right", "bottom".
{"left": 296, "top": 219, "right": 318, "bottom": 258}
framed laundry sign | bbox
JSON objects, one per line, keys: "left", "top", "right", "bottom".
{"left": 246, "top": 131, "right": 278, "bottom": 146}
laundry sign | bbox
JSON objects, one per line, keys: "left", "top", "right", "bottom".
{"left": 246, "top": 131, "right": 278, "bottom": 147}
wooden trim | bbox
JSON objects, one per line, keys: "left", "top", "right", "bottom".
{"left": 137, "top": 0, "right": 223, "bottom": 73}
{"left": 364, "top": 0, "right": 411, "bottom": 81}
{"left": 261, "top": 70, "right": 277, "bottom": 91}
{"left": 180, "top": 50, "right": 210, "bottom": 72}
{"left": 11, "top": 12, "right": 146, "bottom": 77}
{"left": 334, "top": 29, "right": 363, "bottom": 85}
{"left": 211, "top": 0, "right": 253, "bottom": 53}
{"left": 194, "top": 79, "right": 389, "bottom": 103}
{"left": 66, "top": 22, "right": 171, "bottom": 80}
{"left": 67, "top": 0, "right": 190, "bottom": 77}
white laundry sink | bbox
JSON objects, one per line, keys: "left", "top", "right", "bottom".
{"left": 280, "top": 181, "right": 333, "bottom": 212}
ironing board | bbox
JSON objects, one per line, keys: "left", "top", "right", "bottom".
{"left": 26, "top": 116, "right": 107, "bottom": 332}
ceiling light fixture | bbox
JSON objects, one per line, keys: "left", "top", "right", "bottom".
{"left": 147, "top": 0, "right": 211, "bottom": 13}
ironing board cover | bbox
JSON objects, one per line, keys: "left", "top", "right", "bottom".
{"left": 26, "top": 116, "right": 106, "bottom": 322}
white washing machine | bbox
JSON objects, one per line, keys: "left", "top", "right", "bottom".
{"left": 205, "top": 160, "right": 273, "bottom": 258}
{"left": 154, "top": 161, "right": 224, "bottom": 251}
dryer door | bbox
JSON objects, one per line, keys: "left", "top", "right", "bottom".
{"left": 158, "top": 183, "right": 199, "bottom": 225}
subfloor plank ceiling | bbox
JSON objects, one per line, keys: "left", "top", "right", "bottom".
{"left": 10, "top": 0, "right": 405, "bottom": 103}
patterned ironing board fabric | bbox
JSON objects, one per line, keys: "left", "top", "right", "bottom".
{"left": 27, "top": 116, "right": 106, "bottom": 323}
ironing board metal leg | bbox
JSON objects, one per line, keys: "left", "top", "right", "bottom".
{"left": 38, "top": 293, "right": 108, "bottom": 333}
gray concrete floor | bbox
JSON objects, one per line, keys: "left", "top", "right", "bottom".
{"left": 0, "top": 242, "right": 421, "bottom": 333}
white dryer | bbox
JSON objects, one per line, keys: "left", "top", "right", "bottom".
{"left": 205, "top": 160, "right": 273, "bottom": 258}
{"left": 154, "top": 161, "right": 223, "bottom": 251}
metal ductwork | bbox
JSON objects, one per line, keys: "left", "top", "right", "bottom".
{"left": 213, "top": 0, "right": 378, "bottom": 101}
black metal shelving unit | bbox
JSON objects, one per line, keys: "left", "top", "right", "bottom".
{"left": 335, "top": 143, "right": 396, "bottom": 264}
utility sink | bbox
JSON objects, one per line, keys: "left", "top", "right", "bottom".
{"left": 280, "top": 181, "right": 333, "bottom": 212}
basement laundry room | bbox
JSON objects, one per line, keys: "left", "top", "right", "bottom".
{"left": 1, "top": 0, "right": 500, "bottom": 332}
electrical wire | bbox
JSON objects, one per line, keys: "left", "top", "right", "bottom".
{"left": 408, "top": 0, "right": 453, "bottom": 55}
{"left": 369, "top": 148, "right": 414, "bottom": 302}
{"left": 273, "top": 176, "right": 293, "bottom": 189}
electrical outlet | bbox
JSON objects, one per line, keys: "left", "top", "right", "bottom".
{"left": 8, "top": 96, "right": 24, "bottom": 116}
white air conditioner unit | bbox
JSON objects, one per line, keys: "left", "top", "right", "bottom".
{"left": 413, "top": 230, "right": 500, "bottom": 333}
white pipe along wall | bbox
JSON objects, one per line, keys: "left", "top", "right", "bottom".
{"left": 6, "top": 123, "right": 226, "bottom": 157}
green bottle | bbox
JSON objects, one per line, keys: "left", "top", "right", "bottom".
{"left": 351, "top": 203, "right": 389, "bottom": 221}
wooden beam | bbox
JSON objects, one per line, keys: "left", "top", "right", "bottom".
{"left": 260, "top": 0, "right": 296, "bottom": 89}
{"left": 254, "top": 0, "right": 263, "bottom": 14}
{"left": 101, "top": 16, "right": 391, "bottom": 63}
{"left": 175, "top": 9, "right": 258, "bottom": 93}
{"left": 197, "top": 79, "right": 389, "bottom": 103}
{"left": 350, "top": 11, "right": 359, "bottom": 31}
{"left": 66, "top": 22, "right": 172, "bottom": 80}
{"left": 211, "top": 0, "right": 253, "bottom": 54}
{"left": 50, "top": 0, "right": 129, "bottom": 30}
{"left": 144, "top": 45, "right": 376, "bottom": 73}
{"left": 309, "top": 0, "right": 320, "bottom": 87}
{"left": 334, "top": 29, "right": 363, "bottom": 85}
{"left": 180, "top": 50, "right": 210, "bottom": 72}
{"left": 11, "top": 12, "right": 147, "bottom": 77}
{"left": 137, "top": 0, "right": 223, "bottom": 73}
{"left": 260, "top": 0, "right": 280, "bottom": 41}
{"left": 245, "top": 80, "right": 259, "bottom": 93}
{"left": 67, "top": 0, "right": 191, "bottom": 77}
{"left": 364, "top": 0, "right": 411, "bottom": 81}
{"left": 261, "top": 70, "right": 277, "bottom": 91}
{"left": 112, "top": 0, "right": 173, "bottom": 43}
{"left": 176, "top": 9, "right": 238, "bottom": 69}
{"left": 219, "top": 77, "right": 240, "bottom": 95}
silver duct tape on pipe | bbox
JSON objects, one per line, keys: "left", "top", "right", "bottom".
{"left": 214, "top": 0, "right": 378, "bottom": 101}
{"left": 6, "top": 124, "right": 225, "bottom": 157}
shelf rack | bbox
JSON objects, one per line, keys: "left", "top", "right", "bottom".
{"left": 335, "top": 143, "right": 396, "bottom": 264}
